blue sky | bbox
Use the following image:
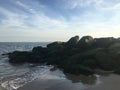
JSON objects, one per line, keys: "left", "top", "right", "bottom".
{"left": 0, "top": 0, "right": 120, "bottom": 42}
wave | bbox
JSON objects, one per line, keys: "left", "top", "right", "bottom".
{"left": 0, "top": 66, "right": 53, "bottom": 90}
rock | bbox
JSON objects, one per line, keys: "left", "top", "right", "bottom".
{"left": 9, "top": 51, "right": 46, "bottom": 64}
{"left": 94, "top": 37, "right": 116, "bottom": 48}
{"left": 7, "top": 35, "right": 120, "bottom": 75}
{"left": 114, "top": 68, "right": 120, "bottom": 74}
{"left": 46, "top": 42, "right": 65, "bottom": 52}
{"left": 95, "top": 50, "right": 120, "bottom": 71}
{"left": 8, "top": 51, "right": 32, "bottom": 63}
{"left": 32, "top": 46, "right": 48, "bottom": 55}
{"left": 47, "top": 41, "right": 64, "bottom": 48}
{"left": 78, "top": 36, "right": 94, "bottom": 48}
{"left": 66, "top": 36, "right": 79, "bottom": 47}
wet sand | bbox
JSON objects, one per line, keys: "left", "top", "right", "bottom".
{"left": 85, "top": 74, "right": 120, "bottom": 90}
{"left": 17, "top": 78, "right": 84, "bottom": 90}
{"left": 0, "top": 86, "right": 5, "bottom": 90}
{"left": 17, "top": 74, "right": 120, "bottom": 90}
{"left": 0, "top": 87, "right": 2, "bottom": 90}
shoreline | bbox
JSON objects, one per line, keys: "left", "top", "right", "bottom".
{"left": 17, "top": 74, "right": 120, "bottom": 90}
{"left": 1, "top": 73, "right": 120, "bottom": 90}
{"left": 17, "top": 78, "right": 86, "bottom": 90}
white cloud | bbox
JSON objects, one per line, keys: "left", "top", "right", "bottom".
{"left": 16, "top": 0, "right": 37, "bottom": 14}
{"left": 112, "top": 3, "right": 120, "bottom": 10}
{"left": 0, "top": 0, "right": 68, "bottom": 30}
{"left": 0, "top": 0, "right": 120, "bottom": 42}
{"left": 29, "top": 14, "right": 68, "bottom": 31}
{"left": 64, "top": 0, "right": 104, "bottom": 9}
{"left": 64, "top": 0, "right": 120, "bottom": 11}
{"left": 0, "top": 7, "right": 28, "bottom": 27}
{"left": 0, "top": 7, "right": 16, "bottom": 17}
{"left": 15, "top": 1, "right": 69, "bottom": 30}
{"left": 0, "top": 1, "right": 68, "bottom": 31}
{"left": 100, "top": 3, "right": 120, "bottom": 10}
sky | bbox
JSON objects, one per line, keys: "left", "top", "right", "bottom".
{"left": 0, "top": 0, "right": 120, "bottom": 42}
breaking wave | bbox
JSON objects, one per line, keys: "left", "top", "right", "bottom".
{"left": 0, "top": 66, "right": 54, "bottom": 90}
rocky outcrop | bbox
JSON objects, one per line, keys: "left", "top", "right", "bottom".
{"left": 94, "top": 37, "right": 116, "bottom": 48}
{"left": 47, "top": 41, "right": 64, "bottom": 48}
{"left": 66, "top": 36, "right": 79, "bottom": 47}
{"left": 78, "top": 36, "right": 94, "bottom": 48}
{"left": 7, "top": 35, "right": 120, "bottom": 75}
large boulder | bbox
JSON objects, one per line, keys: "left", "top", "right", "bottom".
{"left": 8, "top": 51, "right": 32, "bottom": 63}
{"left": 32, "top": 46, "right": 47, "bottom": 54}
{"left": 7, "top": 35, "right": 120, "bottom": 75}
{"left": 47, "top": 41, "right": 64, "bottom": 48}
{"left": 8, "top": 51, "right": 47, "bottom": 64}
{"left": 78, "top": 36, "right": 94, "bottom": 48}
{"left": 66, "top": 36, "right": 79, "bottom": 47}
{"left": 94, "top": 37, "right": 116, "bottom": 48}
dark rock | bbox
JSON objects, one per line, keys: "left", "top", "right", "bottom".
{"left": 78, "top": 36, "right": 94, "bottom": 48}
{"left": 7, "top": 35, "right": 120, "bottom": 75}
{"left": 32, "top": 46, "right": 48, "bottom": 56}
{"left": 66, "top": 36, "right": 79, "bottom": 47}
{"left": 8, "top": 51, "right": 32, "bottom": 63}
{"left": 9, "top": 51, "right": 46, "bottom": 64}
{"left": 47, "top": 41, "right": 64, "bottom": 48}
{"left": 94, "top": 37, "right": 116, "bottom": 48}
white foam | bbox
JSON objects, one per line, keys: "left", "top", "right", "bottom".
{"left": 0, "top": 66, "right": 53, "bottom": 90}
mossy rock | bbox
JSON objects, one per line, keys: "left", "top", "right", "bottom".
{"left": 78, "top": 36, "right": 94, "bottom": 48}
{"left": 114, "top": 68, "right": 120, "bottom": 74}
{"left": 9, "top": 51, "right": 32, "bottom": 63}
{"left": 66, "top": 36, "right": 79, "bottom": 47}
{"left": 32, "top": 46, "right": 47, "bottom": 54}
{"left": 95, "top": 51, "right": 119, "bottom": 70}
{"left": 9, "top": 51, "right": 47, "bottom": 64}
{"left": 47, "top": 41, "right": 64, "bottom": 48}
{"left": 108, "top": 42, "right": 120, "bottom": 48}
{"left": 81, "top": 59, "right": 98, "bottom": 69}
{"left": 7, "top": 35, "right": 120, "bottom": 75}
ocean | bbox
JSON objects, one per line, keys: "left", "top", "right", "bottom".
{"left": 0, "top": 42, "right": 120, "bottom": 90}
{"left": 0, "top": 42, "right": 53, "bottom": 90}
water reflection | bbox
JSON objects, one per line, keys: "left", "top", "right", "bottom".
{"left": 65, "top": 74, "right": 97, "bottom": 84}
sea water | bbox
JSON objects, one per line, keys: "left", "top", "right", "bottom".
{"left": 0, "top": 42, "right": 119, "bottom": 90}
{"left": 0, "top": 42, "right": 55, "bottom": 90}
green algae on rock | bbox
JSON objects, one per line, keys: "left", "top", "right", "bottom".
{"left": 7, "top": 36, "right": 120, "bottom": 75}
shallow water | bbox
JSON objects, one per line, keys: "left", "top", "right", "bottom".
{"left": 0, "top": 42, "right": 50, "bottom": 90}
{"left": 17, "top": 73, "right": 120, "bottom": 90}
{"left": 0, "top": 42, "right": 120, "bottom": 90}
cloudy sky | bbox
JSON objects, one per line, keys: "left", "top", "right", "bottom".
{"left": 0, "top": 0, "right": 120, "bottom": 42}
